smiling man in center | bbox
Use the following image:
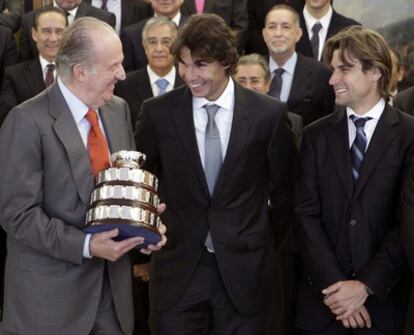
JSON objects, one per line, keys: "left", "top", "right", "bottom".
{"left": 135, "top": 13, "right": 297, "bottom": 335}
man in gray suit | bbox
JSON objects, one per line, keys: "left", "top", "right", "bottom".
{"left": 0, "top": 17, "right": 166, "bottom": 335}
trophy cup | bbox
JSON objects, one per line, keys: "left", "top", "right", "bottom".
{"left": 84, "top": 151, "right": 162, "bottom": 248}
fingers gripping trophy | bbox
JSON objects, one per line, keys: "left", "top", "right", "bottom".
{"left": 84, "top": 151, "right": 162, "bottom": 248}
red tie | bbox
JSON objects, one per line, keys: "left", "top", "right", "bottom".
{"left": 45, "top": 64, "right": 55, "bottom": 87}
{"left": 85, "top": 108, "right": 110, "bottom": 176}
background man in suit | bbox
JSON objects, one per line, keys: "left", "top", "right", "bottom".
{"left": 0, "top": 17, "right": 166, "bottom": 335}
{"left": 121, "top": 0, "right": 186, "bottom": 72}
{"left": 234, "top": 52, "right": 300, "bottom": 335}
{"left": 135, "top": 13, "right": 296, "bottom": 335}
{"left": 245, "top": 0, "right": 303, "bottom": 55}
{"left": 295, "top": 26, "right": 414, "bottom": 334}
{"left": 395, "top": 87, "right": 414, "bottom": 115}
{"left": 0, "top": 7, "right": 68, "bottom": 120}
{"left": 19, "top": 0, "right": 116, "bottom": 62}
{"left": 297, "top": 0, "right": 360, "bottom": 60}
{"left": 86, "top": 0, "right": 151, "bottom": 34}
{"left": 181, "top": 0, "right": 248, "bottom": 53}
{"left": 116, "top": 16, "right": 183, "bottom": 130}
{"left": 0, "top": 0, "right": 21, "bottom": 32}
{"left": 262, "top": 4, "right": 335, "bottom": 126}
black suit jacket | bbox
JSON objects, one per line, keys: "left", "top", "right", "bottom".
{"left": 0, "top": 0, "right": 21, "bottom": 32}
{"left": 84, "top": 0, "right": 151, "bottom": 30}
{"left": 245, "top": 0, "right": 303, "bottom": 55}
{"left": 295, "top": 105, "right": 414, "bottom": 333}
{"left": 181, "top": 0, "right": 248, "bottom": 53}
{"left": 135, "top": 83, "right": 297, "bottom": 315}
{"left": 121, "top": 15, "right": 187, "bottom": 72}
{"left": 0, "top": 26, "right": 17, "bottom": 89}
{"left": 18, "top": 2, "right": 116, "bottom": 62}
{"left": 115, "top": 66, "right": 184, "bottom": 130}
{"left": 297, "top": 10, "right": 360, "bottom": 59}
{"left": 395, "top": 87, "right": 414, "bottom": 115}
{"left": 0, "top": 58, "right": 45, "bottom": 123}
{"left": 286, "top": 53, "right": 335, "bottom": 126}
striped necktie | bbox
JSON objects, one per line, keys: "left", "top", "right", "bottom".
{"left": 350, "top": 115, "right": 371, "bottom": 182}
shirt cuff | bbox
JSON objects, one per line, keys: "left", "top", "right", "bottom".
{"left": 83, "top": 233, "right": 93, "bottom": 259}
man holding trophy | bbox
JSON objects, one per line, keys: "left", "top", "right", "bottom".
{"left": 135, "top": 13, "right": 297, "bottom": 335}
{"left": 0, "top": 17, "right": 166, "bottom": 335}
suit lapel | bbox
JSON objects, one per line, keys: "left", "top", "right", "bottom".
{"left": 183, "top": 0, "right": 196, "bottom": 14}
{"left": 100, "top": 104, "right": 126, "bottom": 153}
{"left": 49, "top": 83, "right": 93, "bottom": 205}
{"left": 213, "top": 84, "right": 254, "bottom": 197}
{"left": 137, "top": 69, "right": 153, "bottom": 100}
{"left": 325, "top": 108, "right": 353, "bottom": 198}
{"left": 26, "top": 59, "right": 46, "bottom": 96}
{"left": 170, "top": 87, "right": 210, "bottom": 196}
{"left": 120, "top": 0, "right": 132, "bottom": 29}
{"left": 352, "top": 105, "right": 399, "bottom": 200}
{"left": 75, "top": 2, "right": 89, "bottom": 18}
{"left": 288, "top": 55, "right": 311, "bottom": 104}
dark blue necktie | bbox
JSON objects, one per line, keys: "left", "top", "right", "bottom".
{"left": 311, "top": 22, "right": 322, "bottom": 60}
{"left": 350, "top": 115, "right": 371, "bottom": 182}
{"left": 268, "top": 68, "right": 284, "bottom": 99}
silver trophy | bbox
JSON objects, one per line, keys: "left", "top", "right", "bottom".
{"left": 84, "top": 151, "right": 161, "bottom": 247}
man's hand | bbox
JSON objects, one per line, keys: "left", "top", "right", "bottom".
{"left": 89, "top": 228, "right": 144, "bottom": 261}
{"left": 341, "top": 305, "right": 371, "bottom": 329}
{"left": 133, "top": 263, "right": 150, "bottom": 281}
{"left": 322, "top": 280, "right": 369, "bottom": 319}
{"left": 140, "top": 203, "right": 167, "bottom": 255}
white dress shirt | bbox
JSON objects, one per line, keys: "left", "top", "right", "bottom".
{"left": 303, "top": 5, "right": 333, "bottom": 61}
{"left": 193, "top": 78, "right": 235, "bottom": 167}
{"left": 54, "top": 0, "right": 79, "bottom": 24}
{"left": 346, "top": 98, "right": 385, "bottom": 149}
{"left": 91, "top": 0, "right": 122, "bottom": 34}
{"left": 147, "top": 65, "right": 176, "bottom": 96}
{"left": 269, "top": 52, "right": 297, "bottom": 103}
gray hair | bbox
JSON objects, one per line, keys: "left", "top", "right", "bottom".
{"left": 56, "top": 17, "right": 115, "bottom": 79}
{"left": 237, "top": 53, "right": 271, "bottom": 82}
{"left": 142, "top": 16, "right": 178, "bottom": 42}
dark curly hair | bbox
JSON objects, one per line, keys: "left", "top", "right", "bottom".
{"left": 171, "top": 13, "right": 238, "bottom": 76}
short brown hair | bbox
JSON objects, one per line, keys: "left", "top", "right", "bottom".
{"left": 323, "top": 25, "right": 392, "bottom": 99}
{"left": 171, "top": 13, "right": 238, "bottom": 76}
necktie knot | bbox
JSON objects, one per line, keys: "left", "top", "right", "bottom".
{"left": 350, "top": 115, "right": 371, "bottom": 131}
{"left": 47, "top": 63, "right": 55, "bottom": 72}
{"left": 86, "top": 108, "right": 99, "bottom": 127}
{"left": 312, "top": 22, "right": 322, "bottom": 34}
{"left": 205, "top": 104, "right": 220, "bottom": 121}
{"left": 274, "top": 68, "right": 285, "bottom": 77}
{"left": 155, "top": 78, "right": 169, "bottom": 96}
{"left": 101, "top": 0, "right": 108, "bottom": 10}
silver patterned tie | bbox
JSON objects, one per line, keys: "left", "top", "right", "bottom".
{"left": 204, "top": 104, "right": 222, "bottom": 252}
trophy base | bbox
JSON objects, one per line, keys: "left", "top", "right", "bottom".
{"left": 83, "top": 223, "right": 161, "bottom": 249}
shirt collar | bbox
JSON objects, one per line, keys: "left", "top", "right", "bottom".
{"left": 269, "top": 52, "right": 297, "bottom": 75}
{"left": 303, "top": 5, "right": 333, "bottom": 34}
{"left": 147, "top": 65, "right": 176, "bottom": 86}
{"left": 38, "top": 55, "right": 55, "bottom": 72}
{"left": 57, "top": 77, "right": 90, "bottom": 124}
{"left": 193, "top": 77, "right": 234, "bottom": 111}
{"left": 346, "top": 98, "right": 386, "bottom": 121}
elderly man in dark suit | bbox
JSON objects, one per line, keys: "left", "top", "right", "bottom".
{"left": 0, "top": 0, "right": 22, "bottom": 32}
{"left": 262, "top": 4, "right": 335, "bottom": 126}
{"left": 85, "top": 0, "right": 151, "bottom": 34}
{"left": 19, "top": 0, "right": 116, "bottom": 62}
{"left": 297, "top": 0, "right": 360, "bottom": 60}
{"left": 181, "top": 0, "right": 248, "bottom": 53}
{"left": 0, "top": 7, "right": 68, "bottom": 119}
{"left": 116, "top": 16, "right": 183, "bottom": 130}
{"left": 295, "top": 26, "right": 414, "bottom": 335}
{"left": 0, "top": 17, "right": 166, "bottom": 335}
{"left": 121, "top": 0, "right": 187, "bottom": 72}
{"left": 135, "top": 13, "right": 296, "bottom": 335}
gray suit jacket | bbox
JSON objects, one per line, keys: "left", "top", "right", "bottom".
{"left": 0, "top": 83, "right": 135, "bottom": 335}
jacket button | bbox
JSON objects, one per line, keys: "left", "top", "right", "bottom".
{"left": 350, "top": 219, "right": 357, "bottom": 226}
